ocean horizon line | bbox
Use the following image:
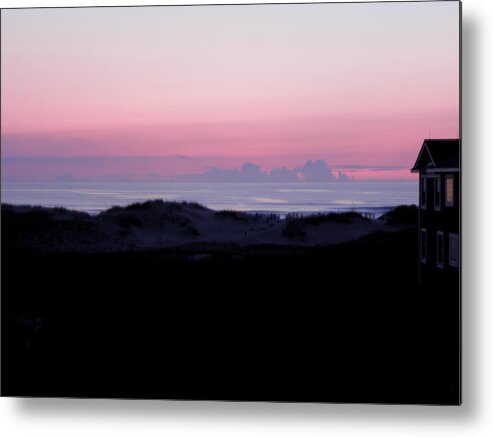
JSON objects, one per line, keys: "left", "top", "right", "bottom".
{"left": 1, "top": 200, "right": 415, "bottom": 220}
{"left": 1, "top": 178, "right": 417, "bottom": 183}
{"left": 1, "top": 180, "right": 418, "bottom": 217}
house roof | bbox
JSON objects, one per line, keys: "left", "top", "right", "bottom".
{"left": 411, "top": 139, "right": 460, "bottom": 172}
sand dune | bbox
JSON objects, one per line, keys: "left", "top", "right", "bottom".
{"left": 1, "top": 200, "right": 417, "bottom": 253}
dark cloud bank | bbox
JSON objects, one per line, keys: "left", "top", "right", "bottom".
{"left": 2, "top": 157, "right": 378, "bottom": 182}
{"left": 185, "top": 160, "right": 350, "bottom": 183}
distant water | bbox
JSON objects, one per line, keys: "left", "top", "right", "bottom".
{"left": 1, "top": 181, "right": 418, "bottom": 217}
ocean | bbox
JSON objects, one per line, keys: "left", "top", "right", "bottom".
{"left": 1, "top": 180, "right": 418, "bottom": 217}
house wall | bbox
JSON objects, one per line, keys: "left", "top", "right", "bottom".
{"left": 419, "top": 170, "right": 460, "bottom": 283}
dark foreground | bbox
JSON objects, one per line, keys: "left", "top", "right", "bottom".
{"left": 1, "top": 213, "right": 460, "bottom": 404}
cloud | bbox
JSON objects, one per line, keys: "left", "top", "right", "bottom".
{"left": 54, "top": 173, "right": 76, "bottom": 182}
{"left": 200, "top": 163, "right": 269, "bottom": 182}
{"left": 298, "top": 160, "right": 337, "bottom": 182}
{"left": 186, "top": 160, "right": 341, "bottom": 183}
{"left": 270, "top": 166, "right": 299, "bottom": 182}
{"left": 337, "top": 171, "right": 350, "bottom": 181}
{"left": 2, "top": 156, "right": 352, "bottom": 182}
{"left": 334, "top": 164, "right": 405, "bottom": 171}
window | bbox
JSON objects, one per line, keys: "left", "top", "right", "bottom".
{"left": 449, "top": 233, "right": 459, "bottom": 268}
{"left": 437, "top": 231, "right": 444, "bottom": 268}
{"left": 446, "top": 175, "right": 454, "bottom": 206}
{"left": 421, "top": 176, "right": 427, "bottom": 209}
{"left": 434, "top": 176, "right": 441, "bottom": 210}
{"left": 421, "top": 229, "right": 427, "bottom": 263}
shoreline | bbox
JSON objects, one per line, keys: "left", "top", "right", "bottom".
{"left": 1, "top": 201, "right": 407, "bottom": 218}
{"left": 1, "top": 180, "right": 419, "bottom": 217}
{"left": 3, "top": 204, "right": 400, "bottom": 219}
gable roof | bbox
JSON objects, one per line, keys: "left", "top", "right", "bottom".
{"left": 411, "top": 139, "right": 460, "bottom": 172}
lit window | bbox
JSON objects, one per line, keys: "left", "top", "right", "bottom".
{"left": 449, "top": 233, "right": 459, "bottom": 268}
{"left": 421, "top": 177, "right": 427, "bottom": 209}
{"left": 421, "top": 229, "right": 427, "bottom": 263}
{"left": 437, "top": 231, "right": 444, "bottom": 268}
{"left": 434, "top": 176, "right": 441, "bottom": 210}
{"left": 446, "top": 176, "right": 454, "bottom": 206}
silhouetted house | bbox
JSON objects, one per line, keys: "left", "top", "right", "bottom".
{"left": 411, "top": 139, "right": 460, "bottom": 283}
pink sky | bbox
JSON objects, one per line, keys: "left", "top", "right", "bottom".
{"left": 1, "top": 2, "right": 460, "bottom": 181}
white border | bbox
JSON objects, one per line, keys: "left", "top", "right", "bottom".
{"left": 2, "top": 1, "right": 493, "bottom": 437}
